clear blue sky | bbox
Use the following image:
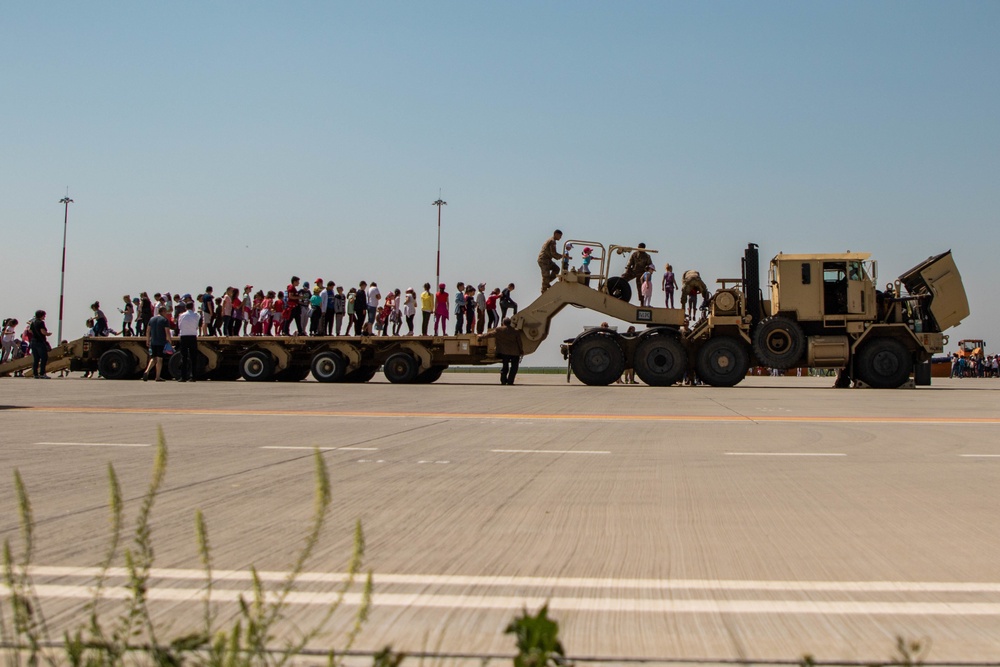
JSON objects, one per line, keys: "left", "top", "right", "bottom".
{"left": 3, "top": 1, "right": 997, "bottom": 364}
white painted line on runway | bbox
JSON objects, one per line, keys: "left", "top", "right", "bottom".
{"left": 260, "top": 446, "right": 378, "bottom": 452}
{"left": 28, "top": 566, "right": 1000, "bottom": 593}
{"left": 960, "top": 454, "right": 1000, "bottom": 458}
{"left": 12, "top": 584, "right": 1000, "bottom": 616}
{"left": 35, "top": 442, "right": 150, "bottom": 448}
{"left": 491, "top": 449, "right": 611, "bottom": 455}
{"left": 725, "top": 452, "right": 846, "bottom": 457}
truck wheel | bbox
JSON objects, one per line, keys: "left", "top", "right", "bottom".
{"left": 311, "top": 351, "right": 347, "bottom": 383}
{"left": 605, "top": 277, "right": 632, "bottom": 303}
{"left": 98, "top": 349, "right": 135, "bottom": 380}
{"left": 383, "top": 353, "right": 419, "bottom": 384}
{"left": 753, "top": 316, "right": 805, "bottom": 369}
{"left": 571, "top": 335, "right": 625, "bottom": 386}
{"left": 696, "top": 336, "right": 750, "bottom": 387}
{"left": 344, "top": 366, "right": 378, "bottom": 383}
{"left": 856, "top": 338, "right": 911, "bottom": 388}
{"left": 240, "top": 351, "right": 274, "bottom": 382}
{"left": 414, "top": 365, "right": 446, "bottom": 384}
{"left": 634, "top": 335, "right": 687, "bottom": 386}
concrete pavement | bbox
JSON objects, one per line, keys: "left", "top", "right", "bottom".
{"left": 1, "top": 374, "right": 999, "bottom": 664}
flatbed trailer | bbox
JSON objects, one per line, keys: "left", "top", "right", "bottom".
{"left": 0, "top": 333, "right": 498, "bottom": 383}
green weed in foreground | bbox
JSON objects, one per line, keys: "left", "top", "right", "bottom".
{"left": 1, "top": 426, "right": 371, "bottom": 666}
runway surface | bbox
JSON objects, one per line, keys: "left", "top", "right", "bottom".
{"left": 1, "top": 373, "right": 999, "bottom": 664}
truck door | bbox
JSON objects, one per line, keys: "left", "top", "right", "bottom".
{"left": 823, "top": 262, "right": 847, "bottom": 315}
{"left": 846, "top": 260, "right": 865, "bottom": 314}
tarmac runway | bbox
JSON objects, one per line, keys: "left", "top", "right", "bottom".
{"left": 1, "top": 373, "right": 999, "bottom": 665}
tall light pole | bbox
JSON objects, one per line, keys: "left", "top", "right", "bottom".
{"left": 433, "top": 197, "right": 447, "bottom": 288}
{"left": 58, "top": 192, "right": 73, "bottom": 344}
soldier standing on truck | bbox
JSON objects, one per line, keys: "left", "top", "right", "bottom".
{"left": 538, "top": 230, "right": 564, "bottom": 293}
{"left": 621, "top": 243, "right": 651, "bottom": 301}
{"left": 680, "top": 270, "right": 710, "bottom": 321}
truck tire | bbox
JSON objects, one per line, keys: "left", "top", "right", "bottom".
{"left": 605, "top": 277, "right": 632, "bottom": 303}
{"left": 344, "top": 366, "right": 378, "bottom": 383}
{"left": 571, "top": 335, "right": 625, "bottom": 386}
{"left": 311, "top": 351, "right": 347, "bottom": 383}
{"left": 98, "top": 349, "right": 135, "bottom": 380}
{"left": 634, "top": 334, "right": 687, "bottom": 386}
{"left": 383, "top": 353, "right": 419, "bottom": 384}
{"left": 752, "top": 316, "right": 805, "bottom": 369}
{"left": 414, "top": 365, "right": 446, "bottom": 384}
{"left": 696, "top": 336, "right": 750, "bottom": 387}
{"left": 855, "top": 338, "right": 911, "bottom": 389}
{"left": 240, "top": 351, "right": 274, "bottom": 382}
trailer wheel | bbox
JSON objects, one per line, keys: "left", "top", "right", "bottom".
{"left": 571, "top": 335, "right": 625, "bottom": 386}
{"left": 240, "top": 351, "right": 274, "bottom": 382}
{"left": 168, "top": 351, "right": 209, "bottom": 380}
{"left": 344, "top": 366, "right": 378, "bottom": 383}
{"left": 311, "top": 351, "right": 347, "bottom": 383}
{"left": 414, "top": 365, "right": 446, "bottom": 384}
{"left": 634, "top": 335, "right": 687, "bottom": 386}
{"left": 753, "top": 316, "right": 805, "bottom": 369}
{"left": 696, "top": 336, "right": 749, "bottom": 387}
{"left": 605, "top": 277, "right": 632, "bottom": 303}
{"left": 98, "top": 349, "right": 135, "bottom": 380}
{"left": 855, "top": 338, "right": 911, "bottom": 389}
{"left": 383, "top": 353, "right": 419, "bottom": 384}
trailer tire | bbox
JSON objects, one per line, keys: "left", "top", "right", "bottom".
{"left": 696, "top": 336, "right": 750, "bottom": 387}
{"left": 98, "top": 349, "right": 135, "bottom": 380}
{"left": 752, "top": 316, "right": 805, "bottom": 369}
{"left": 571, "top": 335, "right": 625, "bottom": 386}
{"left": 605, "top": 277, "right": 632, "bottom": 303}
{"left": 855, "top": 338, "right": 911, "bottom": 389}
{"left": 344, "top": 366, "right": 378, "bottom": 383}
{"left": 634, "top": 335, "right": 687, "bottom": 386}
{"left": 311, "top": 351, "right": 347, "bottom": 383}
{"left": 415, "top": 365, "right": 446, "bottom": 384}
{"left": 168, "top": 351, "right": 209, "bottom": 380}
{"left": 383, "top": 353, "right": 419, "bottom": 384}
{"left": 240, "top": 351, "right": 274, "bottom": 382}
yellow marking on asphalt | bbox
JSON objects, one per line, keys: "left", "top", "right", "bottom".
{"left": 13, "top": 406, "right": 1000, "bottom": 424}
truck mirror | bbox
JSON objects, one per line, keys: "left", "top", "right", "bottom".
{"left": 801, "top": 263, "right": 811, "bottom": 285}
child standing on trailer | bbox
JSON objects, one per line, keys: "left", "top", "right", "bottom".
{"left": 435, "top": 284, "right": 450, "bottom": 336}
{"left": 662, "top": 264, "right": 676, "bottom": 309}
{"left": 641, "top": 264, "right": 655, "bottom": 307}
{"left": 120, "top": 295, "right": 135, "bottom": 336}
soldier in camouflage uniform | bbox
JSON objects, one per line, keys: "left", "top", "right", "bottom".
{"left": 620, "top": 243, "right": 651, "bottom": 301}
{"left": 680, "top": 269, "right": 710, "bottom": 321}
{"left": 537, "top": 229, "right": 564, "bottom": 293}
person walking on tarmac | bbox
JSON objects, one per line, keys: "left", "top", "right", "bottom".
{"left": 680, "top": 269, "right": 711, "bottom": 321}
{"left": 537, "top": 229, "right": 565, "bottom": 293}
{"left": 479, "top": 317, "right": 524, "bottom": 385}
{"left": 621, "top": 243, "right": 652, "bottom": 301}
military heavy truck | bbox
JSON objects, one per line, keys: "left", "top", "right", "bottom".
{"left": 0, "top": 241, "right": 968, "bottom": 388}
{"left": 539, "top": 241, "right": 969, "bottom": 388}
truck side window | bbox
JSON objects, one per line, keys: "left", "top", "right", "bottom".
{"left": 849, "top": 261, "right": 862, "bottom": 281}
{"left": 801, "top": 263, "right": 811, "bottom": 285}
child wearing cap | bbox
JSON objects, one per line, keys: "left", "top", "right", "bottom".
{"left": 580, "top": 247, "right": 594, "bottom": 287}
{"left": 434, "top": 284, "right": 449, "bottom": 336}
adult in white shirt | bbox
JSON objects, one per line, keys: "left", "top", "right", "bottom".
{"left": 366, "top": 282, "right": 382, "bottom": 332}
{"left": 177, "top": 299, "right": 201, "bottom": 382}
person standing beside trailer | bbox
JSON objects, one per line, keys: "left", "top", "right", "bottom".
{"left": 28, "top": 311, "right": 51, "bottom": 379}
{"left": 177, "top": 298, "right": 200, "bottom": 382}
{"left": 142, "top": 307, "right": 172, "bottom": 382}
{"left": 480, "top": 317, "right": 524, "bottom": 385}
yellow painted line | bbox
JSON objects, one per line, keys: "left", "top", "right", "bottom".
{"left": 11, "top": 406, "right": 1000, "bottom": 425}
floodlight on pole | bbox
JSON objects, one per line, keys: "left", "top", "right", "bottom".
{"left": 58, "top": 192, "right": 74, "bottom": 344}
{"left": 433, "top": 197, "right": 447, "bottom": 288}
